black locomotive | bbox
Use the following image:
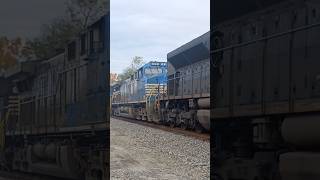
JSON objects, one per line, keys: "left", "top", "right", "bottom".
{"left": 212, "top": 0, "right": 320, "bottom": 179}
{"left": 0, "top": 15, "right": 109, "bottom": 180}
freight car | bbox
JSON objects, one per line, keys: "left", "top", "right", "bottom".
{"left": 212, "top": 0, "right": 320, "bottom": 179}
{"left": 112, "top": 32, "right": 210, "bottom": 132}
{"left": 0, "top": 14, "right": 109, "bottom": 180}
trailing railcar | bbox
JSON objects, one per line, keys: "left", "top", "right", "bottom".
{"left": 212, "top": 0, "right": 320, "bottom": 179}
{"left": 0, "top": 14, "right": 109, "bottom": 180}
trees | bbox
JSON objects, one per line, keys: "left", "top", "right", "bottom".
{"left": 24, "top": 0, "right": 108, "bottom": 60}
{"left": 0, "top": 37, "right": 25, "bottom": 74}
{"left": 110, "top": 73, "right": 119, "bottom": 84}
{"left": 117, "top": 56, "right": 145, "bottom": 82}
{"left": 24, "top": 18, "right": 79, "bottom": 60}
{"left": 1, "top": 0, "right": 109, "bottom": 75}
{"left": 66, "top": 0, "right": 108, "bottom": 31}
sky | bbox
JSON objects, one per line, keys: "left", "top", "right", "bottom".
{"left": 110, "top": 0, "right": 210, "bottom": 74}
{"left": 0, "top": 0, "right": 67, "bottom": 39}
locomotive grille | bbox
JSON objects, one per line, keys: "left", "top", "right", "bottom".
{"left": 145, "top": 84, "right": 167, "bottom": 97}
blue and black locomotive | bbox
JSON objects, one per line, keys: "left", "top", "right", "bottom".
{"left": 111, "top": 61, "right": 167, "bottom": 123}
{"left": 111, "top": 31, "right": 210, "bottom": 132}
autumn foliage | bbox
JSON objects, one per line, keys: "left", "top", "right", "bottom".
{"left": 0, "top": 37, "right": 26, "bottom": 74}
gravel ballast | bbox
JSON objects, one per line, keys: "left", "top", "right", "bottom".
{"left": 110, "top": 118, "right": 210, "bottom": 180}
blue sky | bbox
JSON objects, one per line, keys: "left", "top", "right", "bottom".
{"left": 110, "top": 0, "right": 210, "bottom": 74}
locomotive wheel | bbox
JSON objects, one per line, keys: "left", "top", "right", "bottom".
{"left": 272, "top": 171, "right": 282, "bottom": 180}
{"left": 195, "top": 123, "right": 204, "bottom": 133}
{"left": 181, "top": 122, "right": 188, "bottom": 130}
{"left": 189, "top": 120, "right": 196, "bottom": 130}
{"left": 177, "top": 115, "right": 187, "bottom": 130}
{"left": 86, "top": 169, "right": 104, "bottom": 180}
{"left": 169, "top": 121, "right": 175, "bottom": 128}
{"left": 212, "top": 173, "right": 224, "bottom": 180}
{"left": 168, "top": 117, "right": 176, "bottom": 128}
{"left": 163, "top": 115, "right": 170, "bottom": 126}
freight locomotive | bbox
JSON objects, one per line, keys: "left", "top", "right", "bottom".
{"left": 111, "top": 31, "right": 210, "bottom": 132}
{"left": 111, "top": 61, "right": 167, "bottom": 122}
{"left": 212, "top": 0, "right": 320, "bottom": 179}
{"left": 0, "top": 15, "right": 109, "bottom": 180}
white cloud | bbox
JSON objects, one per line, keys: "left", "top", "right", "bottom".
{"left": 111, "top": 0, "right": 210, "bottom": 73}
{"left": 0, "top": 0, "right": 67, "bottom": 38}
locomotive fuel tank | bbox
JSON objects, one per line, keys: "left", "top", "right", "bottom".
{"left": 198, "top": 98, "right": 210, "bottom": 109}
{"left": 282, "top": 115, "right": 320, "bottom": 147}
{"left": 197, "top": 98, "right": 210, "bottom": 130}
{"left": 280, "top": 115, "right": 320, "bottom": 179}
{"left": 197, "top": 110, "right": 210, "bottom": 131}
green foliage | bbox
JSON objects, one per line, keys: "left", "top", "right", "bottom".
{"left": 118, "top": 56, "right": 145, "bottom": 82}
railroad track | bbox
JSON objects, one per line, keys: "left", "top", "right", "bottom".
{"left": 112, "top": 116, "right": 210, "bottom": 141}
{"left": 0, "top": 170, "right": 70, "bottom": 180}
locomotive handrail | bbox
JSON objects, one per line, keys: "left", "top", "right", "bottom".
{"left": 211, "top": 21, "right": 320, "bottom": 54}
{"left": 166, "top": 68, "right": 208, "bottom": 82}
{"left": 111, "top": 63, "right": 208, "bottom": 104}
{"left": 58, "top": 62, "right": 88, "bottom": 74}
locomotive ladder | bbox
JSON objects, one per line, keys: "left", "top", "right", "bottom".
{"left": 145, "top": 84, "right": 167, "bottom": 114}
{"left": 0, "top": 96, "right": 20, "bottom": 150}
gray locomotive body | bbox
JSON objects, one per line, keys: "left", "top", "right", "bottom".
{"left": 0, "top": 15, "right": 109, "bottom": 180}
{"left": 161, "top": 32, "right": 210, "bottom": 131}
{"left": 212, "top": 1, "right": 320, "bottom": 179}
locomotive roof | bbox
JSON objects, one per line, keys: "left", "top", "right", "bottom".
{"left": 213, "top": 0, "right": 307, "bottom": 27}
{"left": 137, "top": 61, "right": 167, "bottom": 70}
{"left": 167, "top": 31, "right": 209, "bottom": 70}
{"left": 214, "top": 0, "right": 286, "bottom": 24}
{"left": 118, "top": 61, "right": 167, "bottom": 85}
{"left": 4, "top": 60, "right": 39, "bottom": 79}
